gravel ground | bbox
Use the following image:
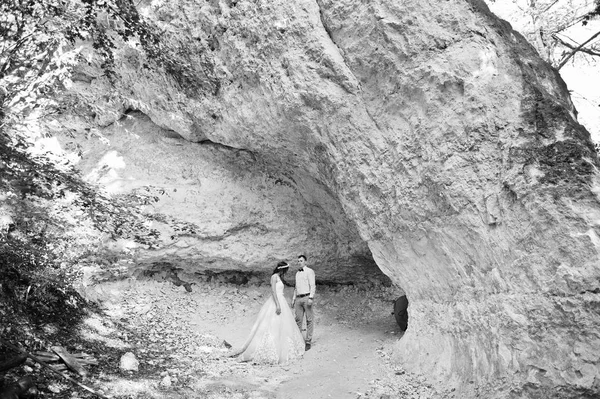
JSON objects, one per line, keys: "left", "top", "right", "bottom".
{"left": 3, "top": 277, "right": 450, "bottom": 399}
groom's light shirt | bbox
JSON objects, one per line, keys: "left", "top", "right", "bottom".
{"left": 295, "top": 266, "right": 316, "bottom": 299}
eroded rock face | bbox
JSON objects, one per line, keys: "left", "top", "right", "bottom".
{"left": 55, "top": 0, "right": 600, "bottom": 396}
{"left": 57, "top": 111, "right": 382, "bottom": 285}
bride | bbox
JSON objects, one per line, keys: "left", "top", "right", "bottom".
{"left": 234, "top": 261, "right": 305, "bottom": 364}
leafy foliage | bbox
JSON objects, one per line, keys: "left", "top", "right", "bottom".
{"left": 583, "top": 0, "right": 600, "bottom": 24}
{"left": 0, "top": 0, "right": 164, "bottom": 125}
{"left": 0, "top": 130, "right": 162, "bottom": 325}
{"left": 0, "top": 0, "right": 175, "bottom": 327}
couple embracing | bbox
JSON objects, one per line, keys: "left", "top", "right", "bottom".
{"left": 234, "top": 255, "right": 316, "bottom": 365}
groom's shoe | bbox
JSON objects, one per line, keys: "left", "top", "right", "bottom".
{"left": 305, "top": 342, "right": 312, "bottom": 351}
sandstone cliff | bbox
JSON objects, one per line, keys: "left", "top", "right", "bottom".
{"left": 52, "top": 0, "right": 600, "bottom": 397}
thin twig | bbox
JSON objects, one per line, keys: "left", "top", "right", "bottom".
{"left": 0, "top": 338, "right": 111, "bottom": 399}
{"left": 540, "top": 0, "right": 560, "bottom": 14}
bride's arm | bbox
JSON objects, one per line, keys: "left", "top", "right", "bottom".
{"left": 271, "top": 274, "right": 281, "bottom": 314}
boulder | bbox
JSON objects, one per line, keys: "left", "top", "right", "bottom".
{"left": 49, "top": 0, "right": 600, "bottom": 396}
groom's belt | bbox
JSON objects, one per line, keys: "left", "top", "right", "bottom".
{"left": 296, "top": 293, "right": 310, "bottom": 298}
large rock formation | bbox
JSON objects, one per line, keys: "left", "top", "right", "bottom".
{"left": 58, "top": 111, "right": 382, "bottom": 284}
{"left": 52, "top": 0, "right": 600, "bottom": 397}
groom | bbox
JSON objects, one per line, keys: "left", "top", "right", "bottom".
{"left": 292, "top": 254, "right": 316, "bottom": 351}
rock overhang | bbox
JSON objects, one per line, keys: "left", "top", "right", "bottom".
{"left": 53, "top": 0, "right": 600, "bottom": 396}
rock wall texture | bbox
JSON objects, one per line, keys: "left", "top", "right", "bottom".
{"left": 53, "top": 0, "right": 600, "bottom": 397}
{"left": 55, "top": 111, "right": 382, "bottom": 285}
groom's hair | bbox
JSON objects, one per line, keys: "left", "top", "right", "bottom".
{"left": 298, "top": 254, "right": 307, "bottom": 261}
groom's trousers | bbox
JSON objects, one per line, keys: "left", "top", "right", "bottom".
{"left": 294, "top": 296, "right": 314, "bottom": 343}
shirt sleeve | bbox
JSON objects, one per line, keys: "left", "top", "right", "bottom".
{"left": 309, "top": 268, "right": 316, "bottom": 298}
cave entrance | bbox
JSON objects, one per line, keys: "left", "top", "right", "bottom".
{"left": 393, "top": 293, "right": 409, "bottom": 332}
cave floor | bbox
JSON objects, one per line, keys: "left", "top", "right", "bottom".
{"left": 4, "top": 279, "right": 444, "bottom": 398}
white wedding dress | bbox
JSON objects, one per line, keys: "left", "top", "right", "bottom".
{"left": 237, "top": 276, "right": 305, "bottom": 364}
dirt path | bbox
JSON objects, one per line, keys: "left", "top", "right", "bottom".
{"left": 207, "top": 298, "right": 396, "bottom": 399}
{"left": 81, "top": 279, "right": 437, "bottom": 399}
{"left": 275, "top": 322, "right": 392, "bottom": 399}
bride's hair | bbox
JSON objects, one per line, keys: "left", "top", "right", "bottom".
{"left": 272, "top": 261, "right": 293, "bottom": 287}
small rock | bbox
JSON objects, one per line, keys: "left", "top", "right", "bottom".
{"left": 47, "top": 383, "right": 63, "bottom": 393}
{"left": 119, "top": 352, "right": 139, "bottom": 372}
{"left": 160, "top": 375, "right": 172, "bottom": 388}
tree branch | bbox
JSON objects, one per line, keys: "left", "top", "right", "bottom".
{"left": 0, "top": 338, "right": 111, "bottom": 399}
{"left": 557, "top": 29, "right": 600, "bottom": 69}
{"left": 553, "top": 34, "right": 600, "bottom": 57}
{"left": 552, "top": 14, "right": 588, "bottom": 35}
{"left": 541, "top": 0, "right": 561, "bottom": 14}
